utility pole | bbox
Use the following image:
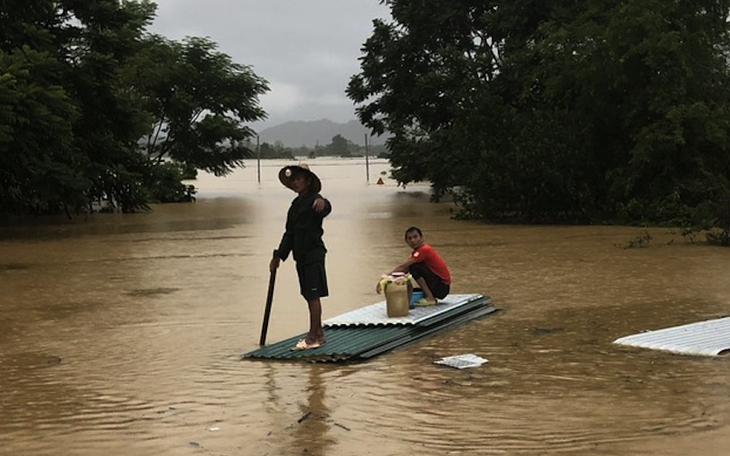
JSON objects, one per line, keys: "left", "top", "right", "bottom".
{"left": 256, "top": 134, "right": 261, "bottom": 184}
{"left": 364, "top": 133, "right": 370, "bottom": 183}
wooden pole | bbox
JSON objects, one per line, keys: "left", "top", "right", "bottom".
{"left": 256, "top": 134, "right": 261, "bottom": 184}
{"left": 259, "top": 249, "right": 278, "bottom": 346}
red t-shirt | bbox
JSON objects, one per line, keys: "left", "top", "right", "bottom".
{"left": 411, "top": 244, "right": 451, "bottom": 284}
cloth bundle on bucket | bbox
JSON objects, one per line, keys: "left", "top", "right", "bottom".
{"left": 377, "top": 272, "right": 416, "bottom": 317}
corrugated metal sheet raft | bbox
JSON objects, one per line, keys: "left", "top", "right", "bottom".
{"left": 614, "top": 316, "right": 730, "bottom": 356}
{"left": 242, "top": 293, "right": 497, "bottom": 363}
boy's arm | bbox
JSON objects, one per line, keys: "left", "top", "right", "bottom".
{"left": 276, "top": 231, "right": 293, "bottom": 262}
{"left": 391, "top": 258, "right": 415, "bottom": 274}
{"left": 374, "top": 258, "right": 415, "bottom": 293}
{"left": 312, "top": 196, "right": 331, "bottom": 217}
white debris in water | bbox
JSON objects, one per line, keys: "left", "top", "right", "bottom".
{"left": 434, "top": 354, "right": 488, "bottom": 369}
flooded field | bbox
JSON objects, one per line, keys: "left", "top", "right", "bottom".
{"left": 1, "top": 158, "right": 729, "bottom": 455}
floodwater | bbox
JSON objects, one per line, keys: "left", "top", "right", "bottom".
{"left": 1, "top": 158, "right": 729, "bottom": 456}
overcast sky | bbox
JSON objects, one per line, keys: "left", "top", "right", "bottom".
{"left": 148, "top": 0, "right": 391, "bottom": 131}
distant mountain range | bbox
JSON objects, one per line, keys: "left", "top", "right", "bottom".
{"left": 257, "top": 119, "right": 389, "bottom": 148}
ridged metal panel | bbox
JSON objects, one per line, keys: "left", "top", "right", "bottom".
{"left": 614, "top": 317, "right": 730, "bottom": 356}
{"left": 355, "top": 304, "right": 498, "bottom": 360}
{"left": 244, "top": 326, "right": 409, "bottom": 363}
{"left": 242, "top": 294, "right": 497, "bottom": 362}
{"left": 323, "top": 293, "right": 486, "bottom": 327}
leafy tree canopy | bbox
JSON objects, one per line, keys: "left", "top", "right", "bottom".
{"left": 129, "top": 35, "right": 268, "bottom": 177}
{"left": 0, "top": 0, "right": 269, "bottom": 215}
{"left": 348, "top": 0, "right": 730, "bottom": 228}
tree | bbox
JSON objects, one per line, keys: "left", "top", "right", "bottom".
{"left": 348, "top": 0, "right": 730, "bottom": 226}
{"left": 0, "top": 0, "right": 156, "bottom": 214}
{"left": 0, "top": 45, "right": 82, "bottom": 214}
{"left": 0, "top": 0, "right": 269, "bottom": 215}
{"left": 328, "top": 134, "right": 350, "bottom": 156}
{"left": 258, "top": 141, "right": 293, "bottom": 159}
{"left": 129, "top": 35, "right": 269, "bottom": 177}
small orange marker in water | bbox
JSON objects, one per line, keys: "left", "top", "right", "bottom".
{"left": 376, "top": 177, "right": 384, "bottom": 185}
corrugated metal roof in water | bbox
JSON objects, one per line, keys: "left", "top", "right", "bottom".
{"left": 614, "top": 316, "right": 730, "bottom": 356}
{"left": 242, "top": 293, "right": 497, "bottom": 363}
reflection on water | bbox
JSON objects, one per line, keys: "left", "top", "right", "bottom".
{"left": 1, "top": 158, "right": 729, "bottom": 456}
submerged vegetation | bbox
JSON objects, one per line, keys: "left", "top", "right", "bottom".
{"left": 616, "top": 230, "right": 653, "bottom": 249}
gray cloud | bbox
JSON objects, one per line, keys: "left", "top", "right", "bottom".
{"left": 148, "top": 0, "right": 390, "bottom": 130}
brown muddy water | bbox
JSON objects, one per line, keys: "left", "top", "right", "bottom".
{"left": 1, "top": 158, "right": 729, "bottom": 456}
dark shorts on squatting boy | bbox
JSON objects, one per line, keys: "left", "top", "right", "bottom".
{"left": 296, "top": 261, "right": 329, "bottom": 300}
{"left": 409, "top": 262, "right": 450, "bottom": 299}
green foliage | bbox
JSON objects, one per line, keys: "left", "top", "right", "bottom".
{"left": 251, "top": 139, "right": 387, "bottom": 160}
{"left": 0, "top": 45, "right": 84, "bottom": 214}
{"left": 0, "top": 0, "right": 268, "bottom": 216}
{"left": 258, "top": 141, "right": 294, "bottom": 159}
{"left": 130, "top": 35, "right": 269, "bottom": 176}
{"left": 327, "top": 134, "right": 350, "bottom": 156}
{"left": 701, "top": 195, "right": 730, "bottom": 246}
{"left": 706, "top": 229, "right": 730, "bottom": 246}
{"left": 349, "top": 0, "right": 730, "bottom": 230}
{"left": 143, "top": 162, "right": 197, "bottom": 203}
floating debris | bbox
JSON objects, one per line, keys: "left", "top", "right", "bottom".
{"left": 334, "top": 422, "right": 351, "bottom": 431}
{"left": 434, "top": 354, "right": 488, "bottom": 369}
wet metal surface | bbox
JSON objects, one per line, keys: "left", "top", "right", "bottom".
{"left": 614, "top": 317, "right": 730, "bottom": 356}
{"left": 243, "top": 295, "right": 496, "bottom": 362}
{"left": 1, "top": 158, "right": 730, "bottom": 456}
{"left": 323, "top": 293, "right": 486, "bottom": 327}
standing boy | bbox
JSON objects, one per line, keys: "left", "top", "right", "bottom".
{"left": 270, "top": 164, "right": 332, "bottom": 350}
{"left": 385, "top": 226, "right": 451, "bottom": 306}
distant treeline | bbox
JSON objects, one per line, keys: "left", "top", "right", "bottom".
{"left": 253, "top": 134, "right": 389, "bottom": 159}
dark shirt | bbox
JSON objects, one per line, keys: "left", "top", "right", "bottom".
{"left": 277, "top": 191, "right": 331, "bottom": 265}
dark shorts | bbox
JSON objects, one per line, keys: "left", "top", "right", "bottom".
{"left": 409, "top": 262, "right": 450, "bottom": 299}
{"left": 296, "top": 261, "right": 329, "bottom": 300}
